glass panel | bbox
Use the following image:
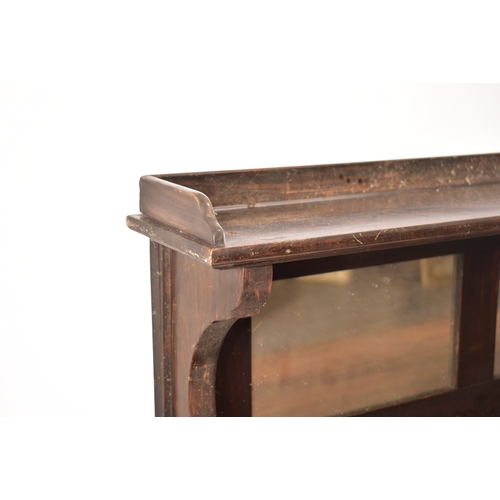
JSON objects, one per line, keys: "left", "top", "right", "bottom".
{"left": 252, "top": 256, "right": 457, "bottom": 416}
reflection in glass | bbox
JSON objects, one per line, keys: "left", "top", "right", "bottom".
{"left": 252, "top": 256, "right": 457, "bottom": 416}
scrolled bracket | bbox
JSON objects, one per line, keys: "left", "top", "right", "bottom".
{"left": 161, "top": 251, "right": 271, "bottom": 416}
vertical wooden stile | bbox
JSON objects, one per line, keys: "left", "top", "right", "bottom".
{"left": 455, "top": 247, "right": 500, "bottom": 388}
{"left": 150, "top": 241, "right": 173, "bottom": 417}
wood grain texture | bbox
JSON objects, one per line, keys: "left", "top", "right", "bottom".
{"left": 455, "top": 249, "right": 500, "bottom": 387}
{"left": 140, "top": 175, "right": 225, "bottom": 246}
{"left": 128, "top": 205, "right": 500, "bottom": 270}
{"left": 129, "top": 153, "right": 500, "bottom": 416}
{"left": 170, "top": 252, "right": 272, "bottom": 416}
{"left": 128, "top": 154, "right": 500, "bottom": 269}
{"left": 211, "top": 183, "right": 500, "bottom": 267}
{"left": 273, "top": 236, "right": 500, "bottom": 281}
{"left": 150, "top": 241, "right": 173, "bottom": 417}
{"left": 127, "top": 214, "right": 212, "bottom": 263}
{"left": 357, "top": 379, "right": 500, "bottom": 417}
{"left": 161, "top": 153, "right": 500, "bottom": 207}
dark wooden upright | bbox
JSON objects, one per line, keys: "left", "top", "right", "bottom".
{"left": 128, "top": 153, "right": 500, "bottom": 416}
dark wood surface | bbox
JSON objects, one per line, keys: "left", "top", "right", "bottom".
{"left": 161, "top": 153, "right": 500, "bottom": 207}
{"left": 149, "top": 241, "right": 173, "bottom": 416}
{"left": 273, "top": 236, "right": 500, "bottom": 280}
{"left": 127, "top": 213, "right": 212, "bottom": 264}
{"left": 128, "top": 154, "right": 500, "bottom": 269}
{"left": 216, "top": 318, "right": 252, "bottom": 417}
{"left": 455, "top": 249, "right": 500, "bottom": 387}
{"left": 129, "top": 153, "right": 500, "bottom": 416}
{"left": 140, "top": 175, "right": 225, "bottom": 246}
{"left": 128, "top": 202, "right": 500, "bottom": 270}
{"left": 357, "top": 378, "right": 500, "bottom": 417}
{"left": 168, "top": 251, "right": 271, "bottom": 416}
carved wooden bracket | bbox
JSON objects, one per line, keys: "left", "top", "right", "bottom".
{"left": 150, "top": 240, "right": 272, "bottom": 417}
{"left": 132, "top": 154, "right": 500, "bottom": 417}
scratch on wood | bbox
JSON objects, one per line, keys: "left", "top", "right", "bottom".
{"left": 375, "top": 228, "right": 388, "bottom": 241}
{"left": 223, "top": 173, "right": 245, "bottom": 193}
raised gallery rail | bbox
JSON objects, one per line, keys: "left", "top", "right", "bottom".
{"left": 127, "top": 153, "right": 500, "bottom": 416}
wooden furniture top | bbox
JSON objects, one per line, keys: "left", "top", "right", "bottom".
{"left": 127, "top": 153, "right": 500, "bottom": 268}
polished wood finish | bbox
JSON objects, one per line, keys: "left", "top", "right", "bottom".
{"left": 161, "top": 153, "right": 500, "bottom": 207}
{"left": 128, "top": 194, "right": 500, "bottom": 269}
{"left": 455, "top": 249, "right": 500, "bottom": 387}
{"left": 127, "top": 153, "right": 500, "bottom": 269}
{"left": 273, "top": 236, "right": 500, "bottom": 280}
{"left": 150, "top": 241, "right": 173, "bottom": 416}
{"left": 168, "top": 251, "right": 271, "bottom": 416}
{"left": 128, "top": 153, "right": 500, "bottom": 416}
{"left": 357, "top": 379, "right": 500, "bottom": 417}
{"left": 140, "top": 175, "right": 225, "bottom": 246}
{"left": 127, "top": 214, "right": 212, "bottom": 264}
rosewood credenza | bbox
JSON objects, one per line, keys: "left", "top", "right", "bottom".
{"left": 127, "top": 153, "right": 500, "bottom": 416}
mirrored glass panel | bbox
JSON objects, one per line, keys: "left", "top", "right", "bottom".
{"left": 252, "top": 256, "right": 457, "bottom": 416}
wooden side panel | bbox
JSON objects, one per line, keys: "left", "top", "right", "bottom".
{"left": 170, "top": 252, "right": 272, "bottom": 416}
{"left": 456, "top": 248, "right": 500, "bottom": 387}
{"left": 150, "top": 241, "right": 173, "bottom": 417}
{"left": 140, "top": 175, "right": 225, "bottom": 246}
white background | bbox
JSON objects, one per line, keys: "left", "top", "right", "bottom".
{"left": 1, "top": 1, "right": 500, "bottom": 498}
{"left": 4, "top": 83, "right": 500, "bottom": 418}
